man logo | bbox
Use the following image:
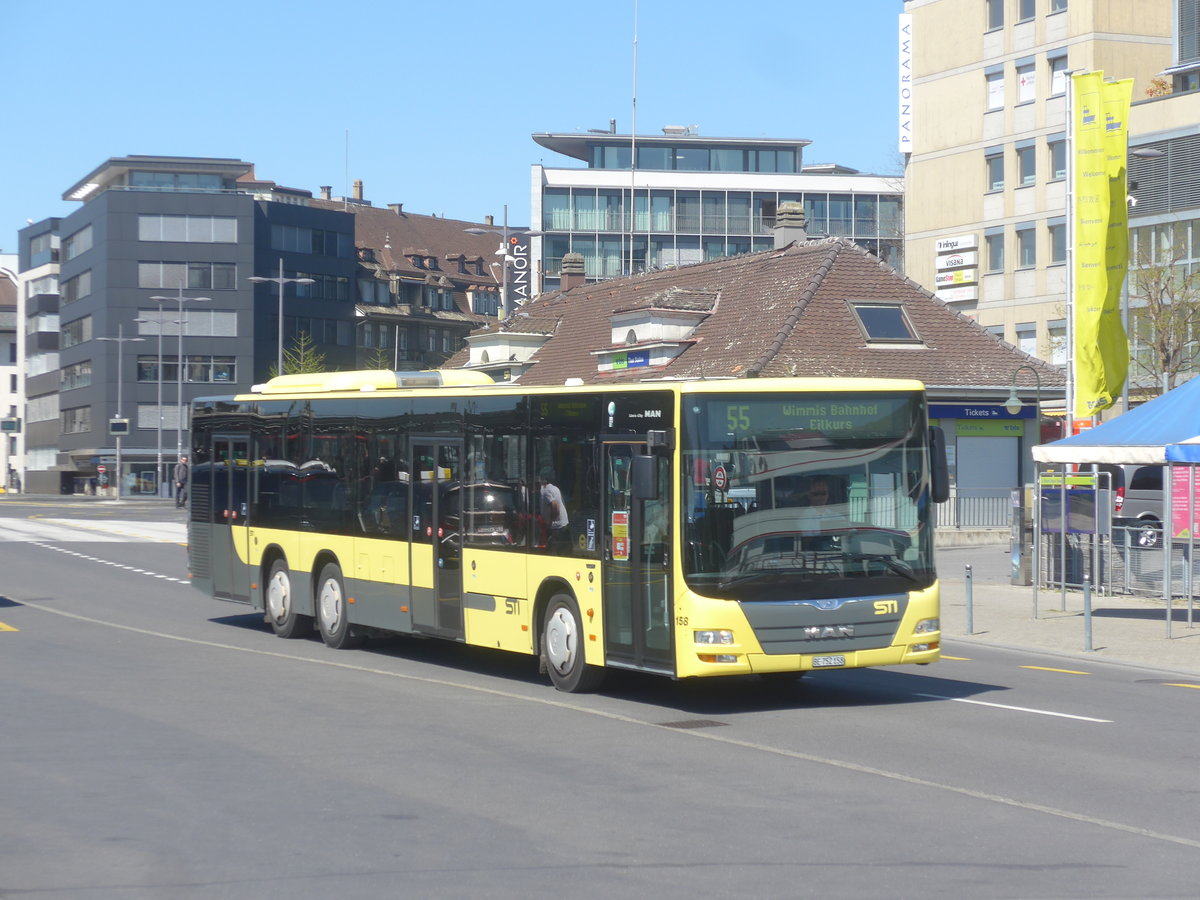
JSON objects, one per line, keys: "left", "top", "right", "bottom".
{"left": 804, "top": 625, "right": 854, "bottom": 639}
{"left": 874, "top": 599, "right": 899, "bottom": 615}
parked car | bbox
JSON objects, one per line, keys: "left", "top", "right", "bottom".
{"left": 1098, "top": 464, "right": 1163, "bottom": 547}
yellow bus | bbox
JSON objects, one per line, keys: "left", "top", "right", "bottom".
{"left": 188, "top": 369, "right": 949, "bottom": 692}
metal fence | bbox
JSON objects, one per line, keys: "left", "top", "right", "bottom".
{"left": 936, "top": 488, "right": 1012, "bottom": 529}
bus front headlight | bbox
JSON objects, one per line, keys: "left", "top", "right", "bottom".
{"left": 694, "top": 629, "right": 734, "bottom": 645}
{"left": 914, "top": 618, "right": 940, "bottom": 634}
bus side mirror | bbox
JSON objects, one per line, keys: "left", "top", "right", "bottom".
{"left": 631, "top": 454, "right": 659, "bottom": 501}
{"left": 929, "top": 426, "right": 950, "bottom": 504}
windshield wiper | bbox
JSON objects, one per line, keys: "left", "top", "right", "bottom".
{"left": 844, "top": 552, "right": 919, "bottom": 582}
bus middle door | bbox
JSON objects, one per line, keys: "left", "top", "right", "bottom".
{"left": 410, "top": 440, "right": 465, "bottom": 639}
{"left": 602, "top": 442, "right": 673, "bottom": 674}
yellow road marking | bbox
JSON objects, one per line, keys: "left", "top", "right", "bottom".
{"left": 941, "top": 655, "right": 971, "bottom": 661}
{"left": 1163, "top": 683, "right": 1200, "bottom": 690}
{"left": 0, "top": 621, "right": 17, "bottom": 631}
{"left": 1021, "top": 665, "right": 1090, "bottom": 675}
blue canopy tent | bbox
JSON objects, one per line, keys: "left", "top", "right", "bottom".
{"left": 1032, "top": 376, "right": 1200, "bottom": 465}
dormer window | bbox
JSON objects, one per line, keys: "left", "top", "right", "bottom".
{"left": 850, "top": 302, "right": 922, "bottom": 344}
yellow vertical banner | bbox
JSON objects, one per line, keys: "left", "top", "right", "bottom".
{"left": 1072, "top": 72, "right": 1132, "bottom": 418}
{"left": 1100, "top": 77, "right": 1133, "bottom": 406}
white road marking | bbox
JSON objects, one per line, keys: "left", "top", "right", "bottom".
{"left": 14, "top": 599, "right": 1197, "bottom": 852}
{"left": 914, "top": 692, "right": 1113, "bottom": 723}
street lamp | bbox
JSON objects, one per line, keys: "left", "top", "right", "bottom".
{"left": 97, "top": 323, "right": 145, "bottom": 499}
{"left": 149, "top": 285, "right": 210, "bottom": 470}
{"left": 465, "top": 204, "right": 518, "bottom": 319}
{"left": 248, "top": 259, "right": 315, "bottom": 377}
{"left": 1005, "top": 364, "right": 1044, "bottom": 418}
{"left": 134, "top": 310, "right": 181, "bottom": 498}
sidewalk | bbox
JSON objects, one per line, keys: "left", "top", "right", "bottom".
{"left": 939, "top": 542, "right": 1200, "bottom": 677}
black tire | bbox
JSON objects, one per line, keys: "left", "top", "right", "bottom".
{"left": 265, "top": 558, "right": 312, "bottom": 639}
{"left": 316, "top": 562, "right": 363, "bottom": 650}
{"left": 541, "top": 593, "right": 604, "bottom": 693}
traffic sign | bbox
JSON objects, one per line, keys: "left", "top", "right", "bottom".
{"left": 713, "top": 465, "right": 728, "bottom": 491}
{"left": 97, "top": 465, "right": 107, "bottom": 474}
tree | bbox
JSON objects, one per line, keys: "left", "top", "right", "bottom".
{"left": 268, "top": 330, "right": 328, "bottom": 377}
{"left": 364, "top": 346, "right": 392, "bottom": 370}
{"left": 1126, "top": 230, "right": 1200, "bottom": 395}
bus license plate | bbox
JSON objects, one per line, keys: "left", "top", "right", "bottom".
{"left": 812, "top": 655, "right": 846, "bottom": 668}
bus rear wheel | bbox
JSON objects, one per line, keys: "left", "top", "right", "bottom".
{"left": 316, "top": 562, "right": 362, "bottom": 650}
{"left": 265, "top": 558, "right": 312, "bottom": 639}
{"left": 542, "top": 594, "right": 604, "bottom": 693}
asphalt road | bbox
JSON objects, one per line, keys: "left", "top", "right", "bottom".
{"left": 1, "top": 499, "right": 1199, "bottom": 899}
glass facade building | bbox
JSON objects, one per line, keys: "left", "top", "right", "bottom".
{"left": 531, "top": 131, "right": 904, "bottom": 292}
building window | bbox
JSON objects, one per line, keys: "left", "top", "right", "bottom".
{"left": 1048, "top": 218, "right": 1066, "bottom": 263}
{"left": 849, "top": 303, "right": 922, "bottom": 343}
{"left": 60, "top": 316, "right": 92, "bottom": 350}
{"left": 1016, "top": 224, "right": 1037, "bottom": 268}
{"left": 986, "top": 232, "right": 1005, "bottom": 271}
{"left": 62, "top": 406, "right": 91, "bottom": 434}
{"left": 1016, "top": 61, "right": 1036, "bottom": 104}
{"left": 1018, "top": 0, "right": 1035, "bottom": 21}
{"left": 986, "top": 70, "right": 1005, "bottom": 110}
{"left": 137, "top": 261, "right": 236, "bottom": 290}
{"left": 1048, "top": 319, "right": 1067, "bottom": 364}
{"left": 1180, "top": 0, "right": 1200, "bottom": 63}
{"left": 986, "top": 0, "right": 1004, "bottom": 30}
{"left": 1049, "top": 55, "right": 1068, "bottom": 96}
{"left": 138, "top": 215, "right": 237, "bottom": 243}
{"left": 63, "top": 225, "right": 93, "bottom": 261}
{"left": 1016, "top": 322, "right": 1037, "bottom": 356}
{"left": 1016, "top": 144, "right": 1036, "bottom": 185}
{"left": 61, "top": 270, "right": 92, "bottom": 305}
{"left": 269, "top": 224, "right": 353, "bottom": 258}
{"left": 1051, "top": 0, "right": 1067, "bottom": 11}
{"left": 986, "top": 148, "right": 1005, "bottom": 191}
{"left": 60, "top": 361, "right": 92, "bottom": 391}
{"left": 1048, "top": 137, "right": 1067, "bottom": 180}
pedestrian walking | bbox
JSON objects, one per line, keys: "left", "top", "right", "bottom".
{"left": 174, "top": 455, "right": 189, "bottom": 508}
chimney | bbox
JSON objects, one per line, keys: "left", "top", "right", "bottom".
{"left": 353, "top": 179, "right": 364, "bottom": 201}
{"left": 485, "top": 215, "right": 494, "bottom": 227}
{"left": 610, "top": 118, "right": 616, "bottom": 133}
{"left": 388, "top": 203, "right": 404, "bottom": 215}
{"left": 320, "top": 186, "right": 332, "bottom": 200}
{"left": 773, "top": 201, "right": 808, "bottom": 249}
{"left": 560, "top": 253, "right": 587, "bottom": 291}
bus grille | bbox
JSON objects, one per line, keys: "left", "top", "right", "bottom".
{"left": 738, "top": 596, "right": 907, "bottom": 655}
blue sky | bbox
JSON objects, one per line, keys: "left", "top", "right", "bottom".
{"left": 3, "top": 0, "right": 905, "bottom": 250}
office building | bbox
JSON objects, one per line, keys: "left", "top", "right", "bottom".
{"left": 530, "top": 127, "right": 904, "bottom": 293}
{"left": 904, "top": 0, "right": 1182, "bottom": 381}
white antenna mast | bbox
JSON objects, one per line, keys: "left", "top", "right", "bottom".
{"left": 629, "top": 0, "right": 638, "bottom": 276}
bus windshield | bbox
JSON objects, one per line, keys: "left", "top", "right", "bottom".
{"left": 681, "top": 391, "right": 935, "bottom": 601}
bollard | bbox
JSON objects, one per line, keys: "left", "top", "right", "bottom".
{"left": 965, "top": 563, "right": 974, "bottom": 635}
{"left": 1083, "top": 574, "right": 1094, "bottom": 652}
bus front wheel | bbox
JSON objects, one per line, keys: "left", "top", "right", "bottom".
{"left": 316, "top": 562, "right": 363, "bottom": 650}
{"left": 542, "top": 594, "right": 604, "bottom": 693}
{"left": 265, "top": 558, "right": 312, "bottom": 639}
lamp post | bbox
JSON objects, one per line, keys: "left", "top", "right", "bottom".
{"left": 465, "top": 205, "right": 518, "bottom": 319}
{"left": 248, "top": 259, "right": 315, "bottom": 377}
{"left": 149, "top": 285, "right": 210, "bottom": 473}
{"left": 1006, "top": 363, "right": 1044, "bottom": 456}
{"left": 134, "top": 310, "right": 182, "bottom": 497}
{"left": 97, "top": 323, "right": 145, "bottom": 499}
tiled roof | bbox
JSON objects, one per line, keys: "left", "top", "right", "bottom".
{"left": 311, "top": 199, "right": 521, "bottom": 323}
{"left": 447, "top": 238, "right": 1064, "bottom": 394}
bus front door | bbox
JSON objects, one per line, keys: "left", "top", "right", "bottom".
{"left": 602, "top": 443, "right": 673, "bottom": 674}
{"left": 210, "top": 436, "right": 251, "bottom": 603}
{"left": 410, "top": 440, "right": 464, "bottom": 639}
